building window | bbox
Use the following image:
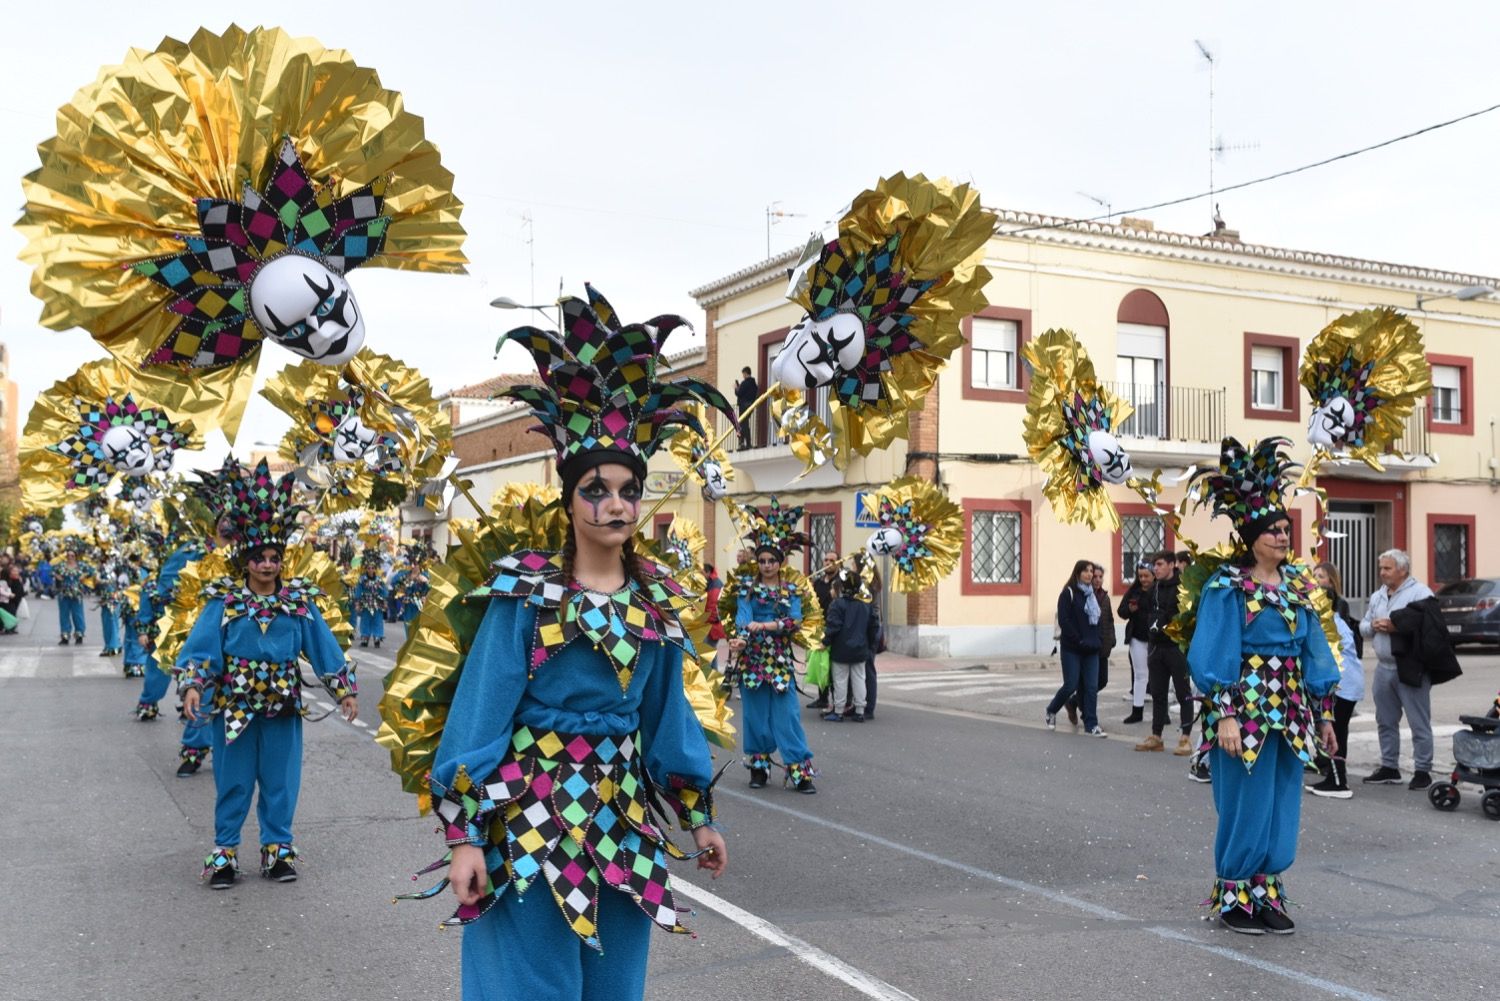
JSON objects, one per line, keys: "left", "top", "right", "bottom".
{"left": 1116, "top": 322, "right": 1166, "bottom": 438}
{"left": 969, "top": 318, "right": 1018, "bottom": 390}
{"left": 1428, "top": 514, "right": 1474, "bottom": 583}
{"left": 1251, "top": 346, "right": 1283, "bottom": 409}
{"left": 807, "top": 513, "right": 837, "bottom": 567}
{"left": 961, "top": 307, "right": 1031, "bottom": 403}
{"left": 1118, "top": 514, "right": 1165, "bottom": 585}
{"left": 971, "top": 511, "right": 1021, "bottom": 584}
{"left": 1432, "top": 364, "right": 1463, "bottom": 424}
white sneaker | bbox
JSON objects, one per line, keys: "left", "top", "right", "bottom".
{"left": 1045, "top": 712, "right": 1057, "bottom": 730}
{"left": 1088, "top": 726, "right": 1107, "bottom": 738}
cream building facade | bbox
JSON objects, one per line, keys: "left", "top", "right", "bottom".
{"left": 692, "top": 211, "right": 1500, "bottom": 657}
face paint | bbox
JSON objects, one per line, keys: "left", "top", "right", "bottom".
{"left": 1085, "top": 429, "right": 1133, "bottom": 484}
{"left": 699, "top": 460, "right": 729, "bottom": 500}
{"left": 771, "top": 312, "right": 866, "bottom": 390}
{"left": 249, "top": 254, "right": 365, "bottom": 365}
{"left": 98, "top": 424, "right": 158, "bottom": 476}
{"left": 1307, "top": 396, "right": 1356, "bottom": 449}
{"left": 575, "top": 472, "right": 642, "bottom": 528}
{"left": 866, "top": 526, "right": 906, "bottom": 557}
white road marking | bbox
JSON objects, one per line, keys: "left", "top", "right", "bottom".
{"left": 937, "top": 684, "right": 1010, "bottom": 698}
{"left": 673, "top": 877, "right": 920, "bottom": 1001}
{"left": 881, "top": 677, "right": 1038, "bottom": 692}
{"left": 983, "top": 693, "right": 1053, "bottom": 705}
{"left": 723, "top": 789, "right": 1390, "bottom": 1001}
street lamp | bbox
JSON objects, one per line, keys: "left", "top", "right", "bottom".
{"left": 1415, "top": 284, "right": 1494, "bottom": 310}
{"left": 489, "top": 295, "right": 561, "bottom": 329}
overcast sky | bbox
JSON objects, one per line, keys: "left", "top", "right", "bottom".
{"left": 2, "top": 1, "right": 1497, "bottom": 467}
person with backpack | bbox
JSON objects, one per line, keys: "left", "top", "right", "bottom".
{"left": 822, "top": 567, "right": 881, "bottom": 722}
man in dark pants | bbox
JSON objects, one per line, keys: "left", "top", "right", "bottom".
{"left": 734, "top": 366, "right": 760, "bottom": 449}
{"left": 1136, "top": 550, "right": 1195, "bottom": 756}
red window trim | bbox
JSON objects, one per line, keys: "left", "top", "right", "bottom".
{"left": 961, "top": 306, "right": 1032, "bottom": 404}
{"left": 652, "top": 512, "right": 673, "bottom": 545}
{"left": 1426, "top": 513, "right": 1476, "bottom": 583}
{"left": 1316, "top": 476, "right": 1409, "bottom": 552}
{"left": 961, "top": 499, "right": 1031, "bottom": 596}
{"left": 1112, "top": 502, "right": 1176, "bottom": 596}
{"left": 1288, "top": 507, "right": 1305, "bottom": 559}
{"left": 1425, "top": 353, "right": 1475, "bottom": 437}
{"left": 1242, "top": 332, "right": 1301, "bottom": 423}
{"left": 802, "top": 502, "right": 842, "bottom": 576}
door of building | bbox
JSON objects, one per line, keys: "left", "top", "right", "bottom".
{"left": 1325, "top": 502, "right": 1380, "bottom": 616}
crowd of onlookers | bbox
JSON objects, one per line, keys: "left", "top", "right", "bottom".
{"left": 1044, "top": 545, "right": 1467, "bottom": 798}
{"left": 0, "top": 552, "right": 37, "bottom": 635}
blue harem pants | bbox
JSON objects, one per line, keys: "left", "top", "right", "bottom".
{"left": 357, "top": 608, "right": 384, "bottom": 640}
{"left": 137, "top": 660, "right": 211, "bottom": 751}
{"left": 99, "top": 607, "right": 119, "bottom": 650}
{"left": 1210, "top": 734, "right": 1304, "bottom": 880}
{"left": 739, "top": 684, "right": 812, "bottom": 767}
{"left": 461, "top": 881, "right": 652, "bottom": 1001}
{"left": 210, "top": 711, "right": 302, "bottom": 848}
{"left": 57, "top": 597, "right": 85, "bottom": 637}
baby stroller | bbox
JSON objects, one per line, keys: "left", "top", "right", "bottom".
{"left": 1428, "top": 715, "right": 1500, "bottom": 820}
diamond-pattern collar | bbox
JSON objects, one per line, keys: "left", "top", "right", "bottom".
{"left": 204, "top": 576, "right": 324, "bottom": 632}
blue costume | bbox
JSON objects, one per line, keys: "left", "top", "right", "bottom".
{"left": 121, "top": 562, "right": 151, "bottom": 672}
{"left": 413, "top": 554, "right": 717, "bottom": 999}
{"left": 178, "top": 575, "right": 355, "bottom": 878}
{"left": 54, "top": 559, "right": 91, "bottom": 641}
{"left": 134, "top": 539, "right": 211, "bottom": 778}
{"left": 94, "top": 564, "right": 124, "bottom": 658}
{"left": 352, "top": 571, "right": 388, "bottom": 643}
{"left": 734, "top": 578, "right": 815, "bottom": 786}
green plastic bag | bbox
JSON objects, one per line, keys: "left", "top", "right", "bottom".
{"left": 804, "top": 648, "right": 830, "bottom": 689}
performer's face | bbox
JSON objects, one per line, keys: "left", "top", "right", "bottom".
{"left": 570, "top": 465, "right": 642, "bottom": 551}
{"left": 1251, "top": 519, "right": 1292, "bottom": 566}
{"left": 245, "top": 547, "right": 283, "bottom": 590}
{"left": 756, "top": 551, "right": 783, "bottom": 583}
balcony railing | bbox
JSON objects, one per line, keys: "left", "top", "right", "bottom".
{"left": 1101, "top": 381, "right": 1226, "bottom": 443}
{"left": 1392, "top": 404, "right": 1432, "bottom": 458}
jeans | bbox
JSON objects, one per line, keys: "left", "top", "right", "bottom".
{"left": 1047, "top": 647, "right": 1099, "bottom": 729}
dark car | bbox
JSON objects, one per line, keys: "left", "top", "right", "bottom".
{"left": 1435, "top": 578, "right": 1500, "bottom": 646}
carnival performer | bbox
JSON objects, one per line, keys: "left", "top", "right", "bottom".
{"left": 411, "top": 286, "right": 730, "bottom": 1000}
{"left": 729, "top": 501, "right": 818, "bottom": 793}
{"left": 178, "top": 460, "right": 357, "bottom": 888}
{"left": 1186, "top": 438, "right": 1340, "bottom": 935}
{"left": 94, "top": 559, "right": 125, "bottom": 660}
{"left": 53, "top": 545, "right": 93, "bottom": 645}
{"left": 352, "top": 556, "right": 388, "bottom": 648}
{"left": 120, "top": 552, "right": 151, "bottom": 674}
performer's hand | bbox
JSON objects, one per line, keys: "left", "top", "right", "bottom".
{"left": 340, "top": 696, "right": 358, "bottom": 722}
{"left": 729, "top": 638, "right": 746, "bottom": 652}
{"left": 1217, "top": 717, "right": 1243, "bottom": 758}
{"left": 1319, "top": 721, "right": 1338, "bottom": 758}
{"left": 181, "top": 688, "right": 201, "bottom": 722}
{"left": 137, "top": 633, "right": 148, "bottom": 647}
{"left": 449, "top": 843, "right": 487, "bottom": 906}
{"left": 693, "top": 826, "right": 727, "bottom": 879}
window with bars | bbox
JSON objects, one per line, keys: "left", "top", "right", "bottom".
{"left": 1119, "top": 515, "right": 1165, "bottom": 584}
{"left": 808, "top": 513, "right": 838, "bottom": 568}
{"left": 1434, "top": 522, "right": 1470, "bottom": 582}
{"left": 971, "top": 510, "right": 1022, "bottom": 584}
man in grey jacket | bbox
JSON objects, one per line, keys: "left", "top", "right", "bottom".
{"left": 1359, "top": 549, "right": 1435, "bottom": 790}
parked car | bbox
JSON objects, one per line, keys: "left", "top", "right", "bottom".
{"left": 1435, "top": 578, "right": 1500, "bottom": 646}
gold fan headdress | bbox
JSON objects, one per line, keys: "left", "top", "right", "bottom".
{"left": 17, "top": 24, "right": 467, "bottom": 441}
{"left": 776, "top": 173, "right": 994, "bottom": 470}
{"left": 1022, "top": 329, "right": 1137, "bottom": 532}
{"left": 863, "top": 477, "right": 963, "bottom": 593}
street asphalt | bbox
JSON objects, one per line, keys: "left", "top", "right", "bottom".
{"left": 3, "top": 601, "right": 1498, "bottom": 1001}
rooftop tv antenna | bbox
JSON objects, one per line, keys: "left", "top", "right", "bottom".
{"left": 1194, "top": 41, "right": 1258, "bottom": 233}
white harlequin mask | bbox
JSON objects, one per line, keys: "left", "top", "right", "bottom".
{"left": 99, "top": 425, "right": 157, "bottom": 476}
{"left": 699, "top": 460, "right": 729, "bottom": 501}
{"left": 771, "top": 312, "right": 866, "bottom": 390}
{"left": 866, "top": 526, "right": 907, "bottom": 557}
{"left": 129, "top": 484, "right": 153, "bottom": 511}
{"left": 249, "top": 254, "right": 365, "bottom": 365}
{"left": 1307, "top": 396, "right": 1355, "bottom": 449}
{"left": 331, "top": 411, "right": 379, "bottom": 465}
{"left": 1086, "top": 429, "right": 1133, "bottom": 484}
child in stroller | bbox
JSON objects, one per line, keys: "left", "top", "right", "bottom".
{"left": 1428, "top": 691, "right": 1500, "bottom": 820}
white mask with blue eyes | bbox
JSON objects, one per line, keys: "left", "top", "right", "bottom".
{"left": 249, "top": 254, "right": 365, "bottom": 365}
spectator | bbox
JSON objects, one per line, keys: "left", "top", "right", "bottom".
{"left": 2, "top": 561, "right": 26, "bottom": 634}
{"left": 1360, "top": 549, "right": 1437, "bottom": 789}
{"left": 864, "top": 562, "right": 884, "bottom": 720}
{"left": 1045, "top": 559, "right": 1106, "bottom": 737}
{"left": 1118, "top": 561, "right": 1155, "bottom": 724}
{"left": 734, "top": 366, "right": 760, "bottom": 449}
{"left": 807, "top": 553, "right": 840, "bottom": 711}
{"left": 1139, "top": 551, "right": 1194, "bottom": 755}
{"left": 822, "top": 569, "right": 880, "bottom": 722}
{"left": 1067, "top": 563, "right": 1114, "bottom": 724}
{"left": 1309, "top": 562, "right": 1363, "bottom": 799}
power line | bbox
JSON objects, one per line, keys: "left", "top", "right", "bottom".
{"left": 1007, "top": 100, "right": 1500, "bottom": 237}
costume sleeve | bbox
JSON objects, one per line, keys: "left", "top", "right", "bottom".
{"left": 176, "top": 599, "right": 226, "bottom": 695}
{"left": 300, "top": 604, "right": 355, "bottom": 699}
{"left": 783, "top": 592, "right": 802, "bottom": 633}
{"left": 733, "top": 594, "right": 752, "bottom": 633}
{"left": 1300, "top": 606, "right": 1341, "bottom": 709}
{"left": 1187, "top": 582, "right": 1243, "bottom": 719}
{"left": 639, "top": 642, "right": 717, "bottom": 830}
{"left": 428, "top": 598, "right": 531, "bottom": 846}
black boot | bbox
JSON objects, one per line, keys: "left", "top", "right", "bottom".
{"left": 748, "top": 768, "right": 769, "bottom": 789}
{"left": 1122, "top": 708, "right": 1144, "bottom": 725}
{"left": 374, "top": 638, "right": 381, "bottom": 648}
{"left": 360, "top": 639, "right": 369, "bottom": 648}
{"left": 58, "top": 636, "right": 70, "bottom": 645}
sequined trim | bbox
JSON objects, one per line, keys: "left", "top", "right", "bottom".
{"left": 784, "top": 758, "right": 818, "bottom": 786}
{"left": 259, "top": 842, "right": 300, "bottom": 874}
{"left": 202, "top": 847, "right": 238, "bottom": 880}
{"left": 1205, "top": 873, "right": 1290, "bottom": 914}
{"left": 744, "top": 752, "right": 774, "bottom": 771}
{"left": 133, "top": 701, "right": 159, "bottom": 721}
{"left": 179, "top": 745, "right": 209, "bottom": 766}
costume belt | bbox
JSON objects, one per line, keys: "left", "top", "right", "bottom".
{"left": 1199, "top": 653, "right": 1332, "bottom": 771}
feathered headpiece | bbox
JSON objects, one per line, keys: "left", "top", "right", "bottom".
{"left": 222, "top": 459, "right": 303, "bottom": 558}
{"left": 1188, "top": 437, "right": 1299, "bottom": 545}
{"left": 496, "top": 284, "right": 736, "bottom": 483}
{"left": 773, "top": 173, "right": 994, "bottom": 469}
{"left": 741, "top": 497, "right": 810, "bottom": 559}
{"left": 1301, "top": 307, "right": 1431, "bottom": 470}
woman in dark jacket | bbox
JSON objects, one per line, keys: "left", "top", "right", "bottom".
{"left": 1118, "top": 562, "right": 1154, "bottom": 723}
{"left": 1046, "top": 559, "right": 1106, "bottom": 737}
{"left": 1067, "top": 563, "right": 1114, "bottom": 724}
